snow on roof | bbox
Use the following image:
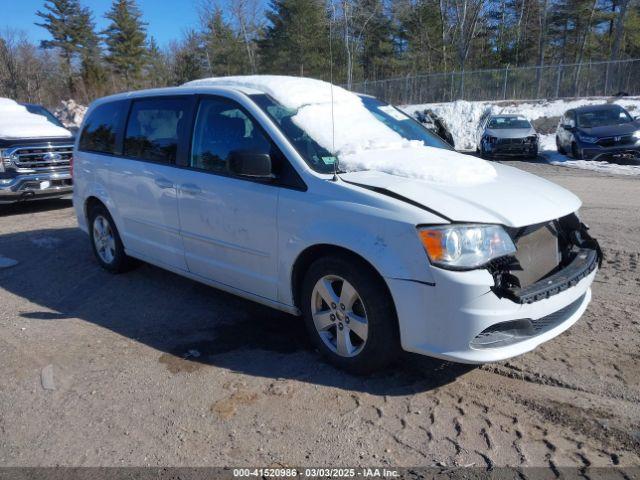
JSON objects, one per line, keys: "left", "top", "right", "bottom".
{"left": 184, "top": 75, "right": 496, "bottom": 185}
{"left": 0, "top": 98, "right": 72, "bottom": 139}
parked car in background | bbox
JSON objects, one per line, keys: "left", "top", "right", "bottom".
{"left": 73, "top": 76, "right": 600, "bottom": 373}
{"left": 476, "top": 113, "right": 539, "bottom": 159}
{"left": 0, "top": 99, "right": 74, "bottom": 204}
{"left": 555, "top": 104, "right": 640, "bottom": 160}
{"left": 414, "top": 109, "right": 455, "bottom": 147}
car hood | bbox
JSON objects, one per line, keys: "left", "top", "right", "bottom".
{"left": 340, "top": 162, "right": 581, "bottom": 228}
{"left": 578, "top": 121, "right": 640, "bottom": 137}
{"left": 485, "top": 127, "right": 536, "bottom": 138}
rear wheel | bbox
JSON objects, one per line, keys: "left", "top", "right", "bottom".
{"left": 556, "top": 136, "right": 566, "bottom": 155}
{"left": 88, "top": 204, "right": 136, "bottom": 273}
{"left": 301, "top": 256, "right": 400, "bottom": 374}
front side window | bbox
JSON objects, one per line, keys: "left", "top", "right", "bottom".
{"left": 191, "top": 97, "right": 273, "bottom": 173}
{"left": 124, "top": 97, "right": 188, "bottom": 164}
{"left": 79, "top": 101, "right": 126, "bottom": 154}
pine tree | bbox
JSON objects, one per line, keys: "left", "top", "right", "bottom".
{"left": 146, "top": 37, "right": 172, "bottom": 88}
{"left": 35, "top": 0, "right": 86, "bottom": 94}
{"left": 201, "top": 7, "right": 247, "bottom": 76}
{"left": 259, "top": 0, "right": 330, "bottom": 77}
{"left": 357, "top": 0, "right": 395, "bottom": 80}
{"left": 103, "top": 0, "right": 148, "bottom": 88}
{"left": 172, "top": 31, "right": 206, "bottom": 84}
{"left": 77, "top": 6, "right": 106, "bottom": 100}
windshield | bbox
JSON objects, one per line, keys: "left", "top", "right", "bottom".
{"left": 576, "top": 107, "right": 633, "bottom": 128}
{"left": 251, "top": 93, "right": 452, "bottom": 174}
{"left": 487, "top": 117, "right": 531, "bottom": 129}
{"left": 23, "top": 105, "right": 65, "bottom": 128}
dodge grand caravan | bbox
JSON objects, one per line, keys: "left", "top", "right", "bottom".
{"left": 73, "top": 76, "right": 601, "bottom": 373}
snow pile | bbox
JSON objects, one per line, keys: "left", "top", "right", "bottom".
{"left": 402, "top": 97, "right": 640, "bottom": 151}
{"left": 53, "top": 99, "right": 87, "bottom": 128}
{"left": 0, "top": 98, "right": 72, "bottom": 139}
{"left": 184, "top": 75, "right": 496, "bottom": 185}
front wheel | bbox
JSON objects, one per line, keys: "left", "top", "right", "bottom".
{"left": 571, "top": 142, "right": 583, "bottom": 160}
{"left": 301, "top": 256, "right": 400, "bottom": 374}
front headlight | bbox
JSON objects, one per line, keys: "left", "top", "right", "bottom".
{"left": 576, "top": 132, "right": 598, "bottom": 143}
{"left": 0, "top": 149, "right": 6, "bottom": 173}
{"left": 418, "top": 224, "right": 516, "bottom": 270}
{"left": 633, "top": 130, "right": 640, "bottom": 140}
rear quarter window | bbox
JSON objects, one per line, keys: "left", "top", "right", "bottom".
{"left": 79, "top": 101, "right": 126, "bottom": 154}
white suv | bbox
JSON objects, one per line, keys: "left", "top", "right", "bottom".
{"left": 73, "top": 76, "right": 600, "bottom": 373}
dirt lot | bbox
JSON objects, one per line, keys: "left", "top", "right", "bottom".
{"left": 0, "top": 161, "right": 639, "bottom": 469}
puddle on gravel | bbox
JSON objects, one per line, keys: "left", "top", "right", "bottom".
{"left": 158, "top": 314, "right": 309, "bottom": 374}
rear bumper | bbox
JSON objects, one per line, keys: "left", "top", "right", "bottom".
{"left": 387, "top": 263, "right": 596, "bottom": 364}
{"left": 0, "top": 171, "right": 73, "bottom": 204}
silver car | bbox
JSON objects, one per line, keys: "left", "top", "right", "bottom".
{"left": 476, "top": 113, "right": 539, "bottom": 159}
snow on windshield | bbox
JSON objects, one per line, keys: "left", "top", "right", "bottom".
{"left": 0, "top": 98, "right": 72, "bottom": 139}
{"left": 184, "top": 76, "right": 496, "bottom": 185}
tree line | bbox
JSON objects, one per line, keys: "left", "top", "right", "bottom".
{"left": 1, "top": 0, "right": 638, "bottom": 108}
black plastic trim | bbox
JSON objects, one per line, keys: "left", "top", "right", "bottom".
{"left": 499, "top": 248, "right": 598, "bottom": 304}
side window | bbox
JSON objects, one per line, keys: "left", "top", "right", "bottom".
{"left": 123, "top": 97, "right": 188, "bottom": 164}
{"left": 191, "top": 97, "right": 273, "bottom": 173}
{"left": 79, "top": 101, "right": 125, "bottom": 154}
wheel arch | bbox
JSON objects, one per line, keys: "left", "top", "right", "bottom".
{"left": 290, "top": 244, "right": 393, "bottom": 313}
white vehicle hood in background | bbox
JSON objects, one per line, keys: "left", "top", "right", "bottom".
{"left": 340, "top": 162, "right": 581, "bottom": 227}
{"left": 0, "top": 98, "right": 72, "bottom": 139}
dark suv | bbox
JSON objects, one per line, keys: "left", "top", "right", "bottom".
{"left": 555, "top": 104, "right": 640, "bottom": 160}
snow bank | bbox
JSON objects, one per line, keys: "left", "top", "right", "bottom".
{"left": 0, "top": 98, "right": 72, "bottom": 139}
{"left": 184, "top": 75, "right": 496, "bottom": 185}
{"left": 402, "top": 97, "right": 640, "bottom": 152}
{"left": 54, "top": 99, "right": 87, "bottom": 128}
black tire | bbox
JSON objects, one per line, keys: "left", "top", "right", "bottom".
{"left": 556, "top": 136, "right": 566, "bottom": 155}
{"left": 88, "top": 203, "right": 136, "bottom": 273}
{"left": 301, "top": 255, "right": 400, "bottom": 374}
{"left": 571, "top": 142, "right": 583, "bottom": 160}
{"left": 528, "top": 146, "right": 539, "bottom": 160}
{"left": 480, "top": 143, "right": 491, "bottom": 160}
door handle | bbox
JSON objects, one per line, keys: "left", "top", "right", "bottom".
{"left": 180, "top": 183, "right": 202, "bottom": 196}
{"left": 154, "top": 177, "right": 174, "bottom": 189}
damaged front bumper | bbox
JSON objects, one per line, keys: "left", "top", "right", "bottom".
{"left": 388, "top": 219, "right": 601, "bottom": 364}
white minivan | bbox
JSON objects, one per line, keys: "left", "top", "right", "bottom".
{"left": 73, "top": 76, "right": 601, "bottom": 373}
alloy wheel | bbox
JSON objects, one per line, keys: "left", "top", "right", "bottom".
{"left": 311, "top": 275, "right": 368, "bottom": 357}
{"left": 92, "top": 215, "right": 116, "bottom": 265}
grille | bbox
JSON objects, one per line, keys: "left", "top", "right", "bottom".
{"left": 497, "top": 137, "right": 525, "bottom": 145}
{"left": 596, "top": 135, "right": 635, "bottom": 147}
{"left": 6, "top": 144, "right": 73, "bottom": 171}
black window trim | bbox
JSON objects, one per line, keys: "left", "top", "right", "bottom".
{"left": 177, "top": 93, "right": 307, "bottom": 191}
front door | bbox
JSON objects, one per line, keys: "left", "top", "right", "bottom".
{"left": 175, "top": 96, "right": 280, "bottom": 300}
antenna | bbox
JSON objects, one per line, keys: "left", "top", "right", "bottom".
{"left": 329, "top": 2, "right": 338, "bottom": 181}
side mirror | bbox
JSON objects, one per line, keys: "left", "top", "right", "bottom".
{"left": 634, "top": 116, "right": 640, "bottom": 121}
{"left": 562, "top": 124, "right": 574, "bottom": 131}
{"left": 229, "top": 151, "right": 274, "bottom": 180}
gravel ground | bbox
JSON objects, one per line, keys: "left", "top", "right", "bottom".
{"left": 0, "top": 161, "right": 638, "bottom": 469}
